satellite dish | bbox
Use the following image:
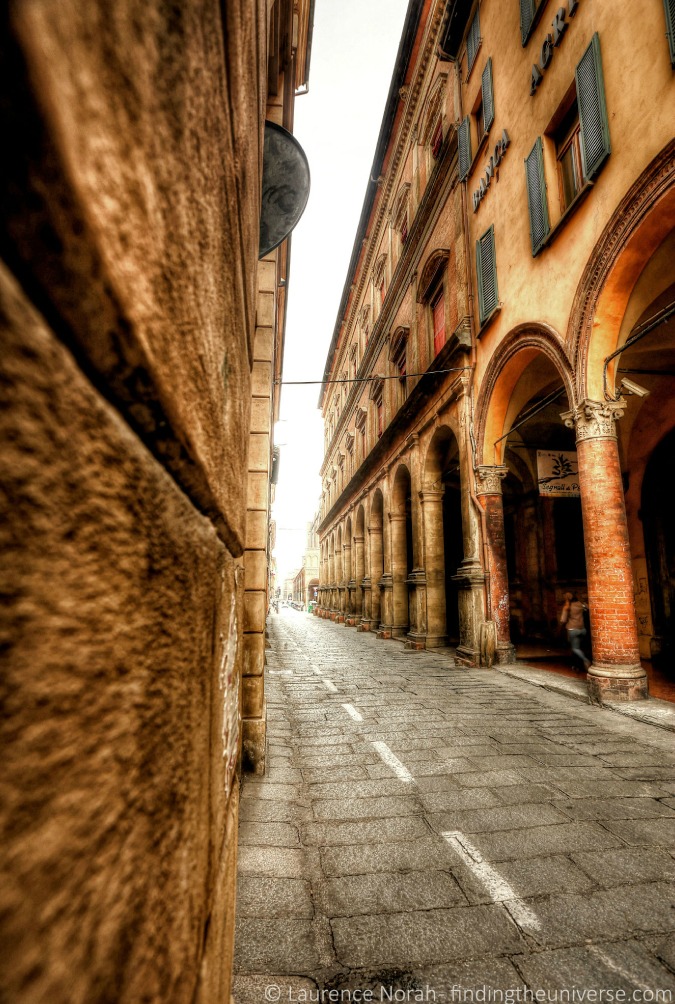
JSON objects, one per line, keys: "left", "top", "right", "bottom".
{"left": 258, "top": 121, "right": 310, "bottom": 259}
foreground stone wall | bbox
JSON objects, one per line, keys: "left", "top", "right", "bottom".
{"left": 0, "top": 0, "right": 268, "bottom": 999}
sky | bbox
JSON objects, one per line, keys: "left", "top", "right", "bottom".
{"left": 272, "top": 0, "right": 410, "bottom": 583}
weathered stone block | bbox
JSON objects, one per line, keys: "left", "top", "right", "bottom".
{"left": 244, "top": 591, "right": 267, "bottom": 633}
{"left": 251, "top": 359, "right": 273, "bottom": 398}
{"left": 244, "top": 550, "right": 268, "bottom": 592}
{"left": 0, "top": 265, "right": 239, "bottom": 1002}
{"left": 250, "top": 397, "right": 272, "bottom": 434}
{"left": 242, "top": 675, "right": 265, "bottom": 718}
{"left": 3, "top": 0, "right": 265, "bottom": 555}
{"left": 247, "top": 471, "right": 270, "bottom": 511}
{"left": 256, "top": 290, "right": 275, "bottom": 329}
{"left": 248, "top": 432, "right": 271, "bottom": 473}
{"left": 253, "top": 328, "right": 275, "bottom": 364}
{"left": 242, "top": 711, "right": 267, "bottom": 774}
{"left": 245, "top": 509, "right": 269, "bottom": 550}
{"left": 243, "top": 633, "right": 266, "bottom": 677}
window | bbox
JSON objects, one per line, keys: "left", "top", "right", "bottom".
{"left": 376, "top": 393, "right": 384, "bottom": 438}
{"left": 431, "top": 119, "right": 443, "bottom": 159}
{"left": 432, "top": 288, "right": 446, "bottom": 357}
{"left": 397, "top": 348, "right": 407, "bottom": 402}
{"left": 524, "top": 34, "right": 610, "bottom": 254}
{"left": 350, "top": 345, "right": 358, "bottom": 380}
{"left": 519, "top": 0, "right": 547, "bottom": 46}
{"left": 458, "top": 117, "right": 472, "bottom": 181}
{"left": 525, "top": 137, "right": 550, "bottom": 255}
{"left": 555, "top": 100, "right": 583, "bottom": 211}
{"left": 466, "top": 8, "right": 481, "bottom": 74}
{"left": 474, "top": 96, "right": 485, "bottom": 147}
{"left": 664, "top": 0, "right": 675, "bottom": 66}
{"left": 476, "top": 225, "right": 498, "bottom": 326}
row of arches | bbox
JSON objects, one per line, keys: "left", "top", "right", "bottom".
{"left": 317, "top": 143, "right": 675, "bottom": 703}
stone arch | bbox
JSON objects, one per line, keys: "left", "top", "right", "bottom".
{"left": 475, "top": 323, "right": 576, "bottom": 467}
{"left": 567, "top": 140, "right": 675, "bottom": 400}
{"left": 417, "top": 248, "right": 451, "bottom": 303}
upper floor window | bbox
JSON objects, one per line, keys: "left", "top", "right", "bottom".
{"left": 373, "top": 255, "right": 387, "bottom": 312}
{"left": 524, "top": 34, "right": 610, "bottom": 256}
{"left": 520, "top": 0, "right": 548, "bottom": 46}
{"left": 466, "top": 8, "right": 481, "bottom": 75}
{"left": 555, "top": 99, "right": 582, "bottom": 211}
{"left": 389, "top": 326, "right": 410, "bottom": 409}
{"left": 432, "top": 288, "right": 446, "bottom": 358}
{"left": 417, "top": 248, "right": 450, "bottom": 363}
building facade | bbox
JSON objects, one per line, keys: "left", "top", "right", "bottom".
{"left": 317, "top": 0, "right": 675, "bottom": 704}
{"left": 0, "top": 0, "right": 311, "bottom": 1000}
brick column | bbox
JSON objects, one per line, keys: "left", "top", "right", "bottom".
{"left": 562, "top": 400, "right": 647, "bottom": 702}
{"left": 476, "top": 466, "right": 516, "bottom": 663}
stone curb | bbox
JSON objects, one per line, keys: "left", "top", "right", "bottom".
{"left": 495, "top": 663, "right": 675, "bottom": 734}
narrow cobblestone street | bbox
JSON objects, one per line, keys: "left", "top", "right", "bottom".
{"left": 235, "top": 609, "right": 675, "bottom": 1000}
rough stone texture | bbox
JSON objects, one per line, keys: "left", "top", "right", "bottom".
{"left": 0, "top": 265, "right": 240, "bottom": 1002}
{"left": 1, "top": 0, "right": 267, "bottom": 556}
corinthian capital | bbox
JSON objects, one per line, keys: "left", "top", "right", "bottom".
{"left": 475, "top": 465, "right": 508, "bottom": 496}
{"left": 561, "top": 399, "right": 627, "bottom": 442}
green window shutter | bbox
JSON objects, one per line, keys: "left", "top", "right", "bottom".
{"left": 524, "top": 137, "right": 550, "bottom": 255}
{"left": 482, "top": 58, "right": 495, "bottom": 132}
{"left": 467, "top": 9, "right": 481, "bottom": 73}
{"left": 664, "top": 0, "right": 675, "bottom": 66}
{"left": 476, "top": 226, "right": 498, "bottom": 326}
{"left": 576, "top": 33, "right": 611, "bottom": 181}
{"left": 458, "top": 116, "right": 472, "bottom": 181}
{"left": 520, "top": 0, "right": 537, "bottom": 44}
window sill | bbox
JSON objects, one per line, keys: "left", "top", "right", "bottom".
{"left": 533, "top": 180, "right": 593, "bottom": 256}
{"left": 477, "top": 304, "right": 501, "bottom": 338}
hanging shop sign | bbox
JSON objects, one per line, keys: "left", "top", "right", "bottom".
{"left": 537, "top": 450, "right": 580, "bottom": 496}
{"left": 472, "top": 130, "right": 511, "bottom": 212}
{"left": 530, "top": 0, "right": 580, "bottom": 96}
{"left": 258, "top": 121, "right": 311, "bottom": 259}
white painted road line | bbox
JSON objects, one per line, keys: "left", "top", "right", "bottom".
{"left": 322, "top": 679, "right": 338, "bottom": 693}
{"left": 341, "top": 704, "right": 364, "bottom": 722}
{"left": 588, "top": 947, "right": 654, "bottom": 994}
{"left": 441, "top": 831, "right": 541, "bottom": 933}
{"left": 371, "top": 741, "right": 414, "bottom": 783}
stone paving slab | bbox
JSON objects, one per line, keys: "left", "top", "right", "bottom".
{"left": 331, "top": 904, "right": 527, "bottom": 968}
{"left": 234, "top": 611, "right": 675, "bottom": 994}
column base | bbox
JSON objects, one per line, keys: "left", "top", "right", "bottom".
{"left": 496, "top": 641, "right": 516, "bottom": 665}
{"left": 336, "top": 614, "right": 345, "bottom": 624}
{"left": 345, "top": 616, "right": 357, "bottom": 626}
{"left": 391, "top": 625, "right": 408, "bottom": 639}
{"left": 377, "top": 626, "right": 392, "bottom": 640}
{"left": 358, "top": 620, "right": 372, "bottom": 632}
{"left": 405, "top": 633, "right": 426, "bottom": 651}
{"left": 423, "top": 633, "right": 448, "bottom": 650}
{"left": 587, "top": 665, "right": 649, "bottom": 704}
{"left": 454, "top": 644, "right": 479, "bottom": 667}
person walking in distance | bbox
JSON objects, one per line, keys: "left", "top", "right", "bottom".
{"left": 560, "top": 592, "right": 591, "bottom": 670}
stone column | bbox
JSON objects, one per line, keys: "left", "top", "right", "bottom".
{"left": 420, "top": 489, "right": 447, "bottom": 648}
{"left": 476, "top": 466, "right": 516, "bottom": 663}
{"left": 389, "top": 512, "right": 409, "bottom": 638}
{"left": 562, "top": 400, "right": 647, "bottom": 702}
{"left": 369, "top": 521, "right": 384, "bottom": 634}
{"left": 453, "top": 389, "right": 486, "bottom": 665}
{"left": 344, "top": 539, "right": 355, "bottom": 624}
{"left": 354, "top": 534, "right": 365, "bottom": 625}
